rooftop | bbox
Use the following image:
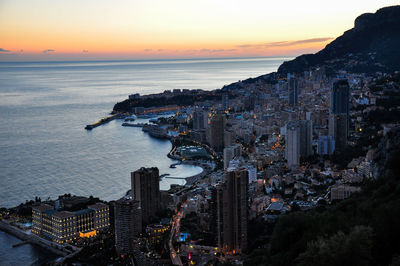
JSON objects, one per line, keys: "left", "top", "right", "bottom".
{"left": 88, "top": 202, "right": 108, "bottom": 210}
{"left": 32, "top": 204, "right": 53, "bottom": 212}
{"left": 53, "top": 211, "right": 75, "bottom": 218}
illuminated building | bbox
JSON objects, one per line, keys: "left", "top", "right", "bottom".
{"left": 131, "top": 167, "right": 160, "bottom": 226}
{"left": 217, "top": 167, "right": 248, "bottom": 254}
{"left": 31, "top": 203, "right": 110, "bottom": 244}
{"left": 146, "top": 223, "right": 170, "bottom": 244}
{"left": 114, "top": 196, "right": 142, "bottom": 255}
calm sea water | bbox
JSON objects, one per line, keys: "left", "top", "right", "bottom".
{"left": 0, "top": 57, "right": 287, "bottom": 263}
{"left": 0, "top": 231, "right": 59, "bottom": 265}
{"left": 0, "top": 57, "right": 287, "bottom": 208}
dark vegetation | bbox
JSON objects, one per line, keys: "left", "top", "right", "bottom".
{"left": 113, "top": 91, "right": 234, "bottom": 113}
{"left": 245, "top": 128, "right": 400, "bottom": 266}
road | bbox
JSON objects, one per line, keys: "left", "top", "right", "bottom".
{"left": 169, "top": 210, "right": 183, "bottom": 266}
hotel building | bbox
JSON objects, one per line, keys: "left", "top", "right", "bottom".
{"left": 32, "top": 203, "right": 110, "bottom": 244}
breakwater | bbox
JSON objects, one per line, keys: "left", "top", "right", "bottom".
{"left": 0, "top": 220, "right": 77, "bottom": 257}
{"left": 85, "top": 113, "right": 125, "bottom": 130}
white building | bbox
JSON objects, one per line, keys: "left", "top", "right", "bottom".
{"left": 285, "top": 121, "right": 300, "bottom": 168}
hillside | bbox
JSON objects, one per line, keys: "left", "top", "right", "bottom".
{"left": 244, "top": 125, "right": 400, "bottom": 266}
{"left": 278, "top": 5, "right": 400, "bottom": 74}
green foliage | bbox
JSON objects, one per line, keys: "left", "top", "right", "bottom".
{"left": 296, "top": 226, "right": 373, "bottom": 266}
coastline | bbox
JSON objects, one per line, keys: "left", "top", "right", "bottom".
{"left": 166, "top": 138, "right": 213, "bottom": 186}
{"left": 0, "top": 220, "right": 70, "bottom": 257}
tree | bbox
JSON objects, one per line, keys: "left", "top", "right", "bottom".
{"left": 296, "top": 225, "right": 373, "bottom": 266}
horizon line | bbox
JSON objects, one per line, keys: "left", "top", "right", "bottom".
{"left": 0, "top": 54, "right": 298, "bottom": 63}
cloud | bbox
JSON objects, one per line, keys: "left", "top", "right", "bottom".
{"left": 186, "top": 48, "right": 238, "bottom": 53}
{"left": 0, "top": 48, "right": 11, "bottom": 53}
{"left": 144, "top": 49, "right": 153, "bottom": 52}
{"left": 210, "top": 49, "right": 238, "bottom": 53}
{"left": 82, "top": 49, "right": 89, "bottom": 53}
{"left": 238, "top": 37, "right": 333, "bottom": 49}
{"left": 289, "top": 37, "right": 334, "bottom": 45}
{"left": 42, "top": 49, "right": 56, "bottom": 54}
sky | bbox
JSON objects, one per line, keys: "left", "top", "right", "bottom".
{"left": 0, "top": 0, "right": 399, "bottom": 61}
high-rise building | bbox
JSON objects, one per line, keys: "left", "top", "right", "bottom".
{"left": 210, "top": 183, "right": 224, "bottom": 248}
{"left": 131, "top": 167, "right": 160, "bottom": 226}
{"left": 288, "top": 74, "right": 298, "bottom": 106}
{"left": 330, "top": 80, "right": 350, "bottom": 115}
{"left": 223, "top": 144, "right": 242, "bottom": 169}
{"left": 114, "top": 197, "right": 142, "bottom": 255}
{"left": 329, "top": 113, "right": 348, "bottom": 151}
{"left": 224, "top": 130, "right": 233, "bottom": 147}
{"left": 299, "top": 120, "right": 313, "bottom": 157}
{"left": 193, "top": 108, "right": 208, "bottom": 131}
{"left": 209, "top": 114, "right": 225, "bottom": 152}
{"left": 329, "top": 79, "right": 350, "bottom": 151}
{"left": 218, "top": 167, "right": 248, "bottom": 254}
{"left": 317, "top": 135, "right": 335, "bottom": 155}
{"left": 247, "top": 165, "right": 257, "bottom": 183}
{"left": 285, "top": 121, "right": 300, "bottom": 168}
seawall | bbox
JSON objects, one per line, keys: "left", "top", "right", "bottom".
{"left": 0, "top": 220, "right": 70, "bottom": 257}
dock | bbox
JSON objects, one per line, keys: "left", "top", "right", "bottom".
{"left": 121, "top": 122, "right": 146, "bottom": 127}
{"left": 85, "top": 113, "right": 124, "bottom": 130}
{"left": 169, "top": 162, "right": 182, "bottom": 168}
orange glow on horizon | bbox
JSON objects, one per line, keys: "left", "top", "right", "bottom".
{"left": 1, "top": 0, "right": 398, "bottom": 60}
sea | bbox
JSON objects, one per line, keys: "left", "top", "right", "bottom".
{"left": 0, "top": 56, "right": 287, "bottom": 264}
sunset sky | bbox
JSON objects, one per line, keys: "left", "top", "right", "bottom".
{"left": 0, "top": 0, "right": 398, "bottom": 61}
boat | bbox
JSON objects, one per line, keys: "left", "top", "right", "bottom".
{"left": 124, "top": 115, "right": 136, "bottom": 122}
{"left": 137, "top": 114, "right": 156, "bottom": 119}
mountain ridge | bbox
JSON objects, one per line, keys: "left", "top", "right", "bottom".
{"left": 277, "top": 5, "right": 400, "bottom": 75}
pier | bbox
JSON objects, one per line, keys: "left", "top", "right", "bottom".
{"left": 163, "top": 176, "right": 186, "bottom": 180}
{"left": 121, "top": 122, "right": 146, "bottom": 127}
{"left": 85, "top": 113, "right": 124, "bottom": 130}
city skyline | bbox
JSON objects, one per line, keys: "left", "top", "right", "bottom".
{"left": 0, "top": 0, "right": 399, "bottom": 61}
